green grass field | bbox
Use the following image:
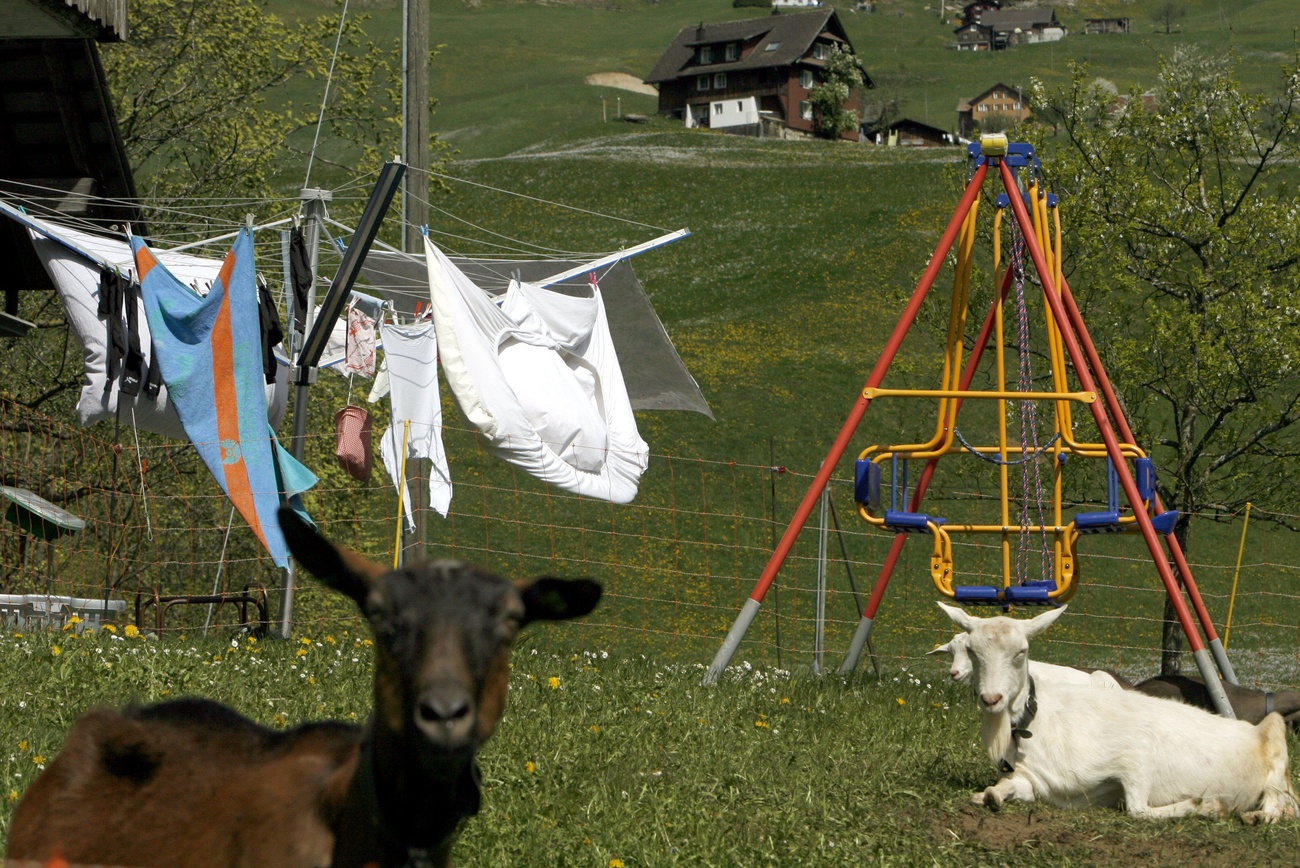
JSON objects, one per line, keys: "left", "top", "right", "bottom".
{"left": 6, "top": 625, "right": 1300, "bottom": 864}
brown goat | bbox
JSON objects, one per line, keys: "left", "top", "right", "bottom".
{"left": 1134, "top": 674, "right": 1300, "bottom": 728}
{"left": 7, "top": 507, "right": 602, "bottom": 868}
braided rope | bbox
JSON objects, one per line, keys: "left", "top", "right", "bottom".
{"left": 1011, "top": 223, "right": 1052, "bottom": 585}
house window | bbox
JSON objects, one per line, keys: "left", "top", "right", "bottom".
{"left": 697, "top": 75, "right": 710, "bottom": 91}
{"left": 724, "top": 43, "right": 739, "bottom": 62}
{"left": 800, "top": 100, "right": 813, "bottom": 121}
{"left": 812, "top": 42, "right": 830, "bottom": 60}
{"left": 765, "top": 41, "right": 780, "bottom": 51}
{"left": 737, "top": 101, "right": 744, "bottom": 111}
{"left": 800, "top": 69, "right": 815, "bottom": 89}
{"left": 714, "top": 72, "right": 727, "bottom": 89}
{"left": 714, "top": 103, "right": 723, "bottom": 116}
{"left": 699, "top": 45, "right": 713, "bottom": 64}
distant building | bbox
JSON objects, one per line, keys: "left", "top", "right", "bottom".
{"left": 772, "top": 0, "right": 823, "bottom": 7}
{"left": 954, "top": 22, "right": 995, "bottom": 51}
{"left": 957, "top": 0, "right": 1001, "bottom": 26}
{"left": 867, "top": 118, "right": 960, "bottom": 148}
{"left": 960, "top": 7, "right": 1066, "bottom": 50}
{"left": 645, "top": 9, "right": 874, "bottom": 140}
{"left": 956, "top": 82, "right": 1031, "bottom": 138}
{"left": 1084, "top": 18, "right": 1130, "bottom": 35}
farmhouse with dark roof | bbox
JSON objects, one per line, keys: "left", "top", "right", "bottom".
{"left": 645, "top": 9, "right": 873, "bottom": 139}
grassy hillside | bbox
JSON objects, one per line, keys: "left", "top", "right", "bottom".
{"left": 279, "top": 0, "right": 1300, "bottom": 160}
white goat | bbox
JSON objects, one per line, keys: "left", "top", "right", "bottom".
{"left": 929, "top": 629, "right": 1126, "bottom": 690}
{"left": 938, "top": 601, "right": 1300, "bottom": 822}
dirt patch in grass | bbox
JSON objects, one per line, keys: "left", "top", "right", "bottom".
{"left": 585, "top": 73, "right": 657, "bottom": 96}
{"left": 926, "top": 805, "right": 1264, "bottom": 866}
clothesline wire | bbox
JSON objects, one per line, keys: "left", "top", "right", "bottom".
{"left": 4, "top": 168, "right": 668, "bottom": 292}
{"left": 423, "top": 166, "right": 672, "bottom": 234}
{"left": 302, "top": 0, "right": 351, "bottom": 191}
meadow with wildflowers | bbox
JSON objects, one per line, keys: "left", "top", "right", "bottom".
{"left": 6, "top": 618, "right": 1300, "bottom": 864}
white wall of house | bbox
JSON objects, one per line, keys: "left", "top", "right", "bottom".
{"left": 772, "top": 0, "right": 823, "bottom": 7}
{"left": 710, "top": 96, "right": 760, "bottom": 129}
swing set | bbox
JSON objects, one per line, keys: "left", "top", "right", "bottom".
{"left": 704, "top": 135, "right": 1238, "bottom": 718}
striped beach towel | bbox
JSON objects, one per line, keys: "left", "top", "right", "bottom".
{"left": 132, "top": 228, "right": 315, "bottom": 567}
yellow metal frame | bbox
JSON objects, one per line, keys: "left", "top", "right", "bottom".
{"left": 855, "top": 170, "right": 1156, "bottom": 604}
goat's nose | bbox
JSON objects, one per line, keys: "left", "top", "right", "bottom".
{"left": 419, "top": 693, "right": 470, "bottom": 726}
{"left": 981, "top": 692, "right": 1003, "bottom": 709}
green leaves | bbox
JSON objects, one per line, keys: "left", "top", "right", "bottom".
{"left": 101, "top": 0, "right": 441, "bottom": 225}
{"left": 1031, "top": 50, "right": 1300, "bottom": 522}
{"left": 807, "top": 45, "right": 867, "bottom": 141}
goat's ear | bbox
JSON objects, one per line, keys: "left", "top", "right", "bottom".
{"left": 277, "top": 507, "right": 386, "bottom": 607}
{"left": 1023, "top": 603, "right": 1068, "bottom": 639}
{"left": 516, "top": 577, "right": 602, "bottom": 624}
{"left": 927, "top": 641, "right": 953, "bottom": 657}
{"left": 937, "top": 601, "right": 976, "bottom": 632}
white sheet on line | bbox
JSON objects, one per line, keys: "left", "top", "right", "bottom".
{"left": 425, "top": 237, "right": 648, "bottom": 503}
{"left": 28, "top": 221, "right": 289, "bottom": 439}
{"left": 378, "top": 321, "right": 452, "bottom": 528}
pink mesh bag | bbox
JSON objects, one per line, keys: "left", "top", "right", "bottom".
{"left": 334, "top": 405, "right": 373, "bottom": 482}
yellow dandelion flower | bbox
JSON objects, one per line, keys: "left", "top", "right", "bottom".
{"left": 362, "top": 639, "right": 373, "bottom": 647}
{"left": 754, "top": 719, "right": 769, "bottom": 729}
{"left": 246, "top": 636, "right": 257, "bottom": 644}
{"left": 307, "top": 676, "right": 316, "bottom": 685}
{"left": 299, "top": 637, "right": 312, "bottom": 645}
{"left": 8, "top": 789, "right": 17, "bottom": 802}
{"left": 610, "top": 859, "right": 625, "bottom": 867}
{"left": 780, "top": 697, "right": 791, "bottom": 705}
{"left": 296, "top": 648, "right": 308, "bottom": 657}
{"left": 273, "top": 713, "right": 288, "bottom": 727}
{"left": 548, "top": 677, "right": 560, "bottom": 689}
{"left": 324, "top": 635, "right": 336, "bottom": 645}
{"left": 50, "top": 645, "right": 61, "bottom": 657}
{"left": 101, "top": 624, "right": 117, "bottom": 634}
{"left": 124, "top": 624, "right": 140, "bottom": 638}
{"left": 62, "top": 616, "right": 81, "bottom": 631}
{"left": 525, "top": 761, "right": 536, "bottom": 773}
{"left": 896, "top": 698, "right": 906, "bottom": 706}
{"left": 32, "top": 755, "right": 45, "bottom": 765}
{"left": 588, "top": 725, "right": 601, "bottom": 733}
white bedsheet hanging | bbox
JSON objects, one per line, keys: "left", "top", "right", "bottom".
{"left": 378, "top": 321, "right": 452, "bottom": 527}
{"left": 28, "top": 221, "right": 289, "bottom": 439}
{"left": 425, "top": 237, "right": 649, "bottom": 503}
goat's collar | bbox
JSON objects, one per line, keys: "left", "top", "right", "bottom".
{"left": 999, "top": 676, "right": 1037, "bottom": 774}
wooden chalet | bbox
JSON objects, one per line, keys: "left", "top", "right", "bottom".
{"left": 954, "top": 22, "right": 995, "bottom": 51}
{"left": 957, "top": 0, "right": 1001, "bottom": 26}
{"left": 0, "top": 0, "right": 139, "bottom": 333}
{"left": 977, "top": 8, "right": 1066, "bottom": 48}
{"left": 867, "top": 118, "right": 960, "bottom": 148}
{"left": 644, "top": 9, "right": 874, "bottom": 140}
{"left": 956, "top": 82, "right": 1031, "bottom": 137}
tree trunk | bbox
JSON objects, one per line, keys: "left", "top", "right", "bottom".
{"left": 1159, "top": 517, "right": 1193, "bottom": 675}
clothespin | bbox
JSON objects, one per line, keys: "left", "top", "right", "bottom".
{"left": 588, "top": 271, "right": 598, "bottom": 290}
{"left": 245, "top": 213, "right": 254, "bottom": 230}
{"left": 419, "top": 225, "right": 429, "bottom": 238}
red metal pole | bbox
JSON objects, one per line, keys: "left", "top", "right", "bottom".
{"left": 741, "top": 163, "right": 991, "bottom": 606}
{"left": 1056, "top": 274, "right": 1227, "bottom": 651}
{"left": 998, "top": 161, "right": 1208, "bottom": 653}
